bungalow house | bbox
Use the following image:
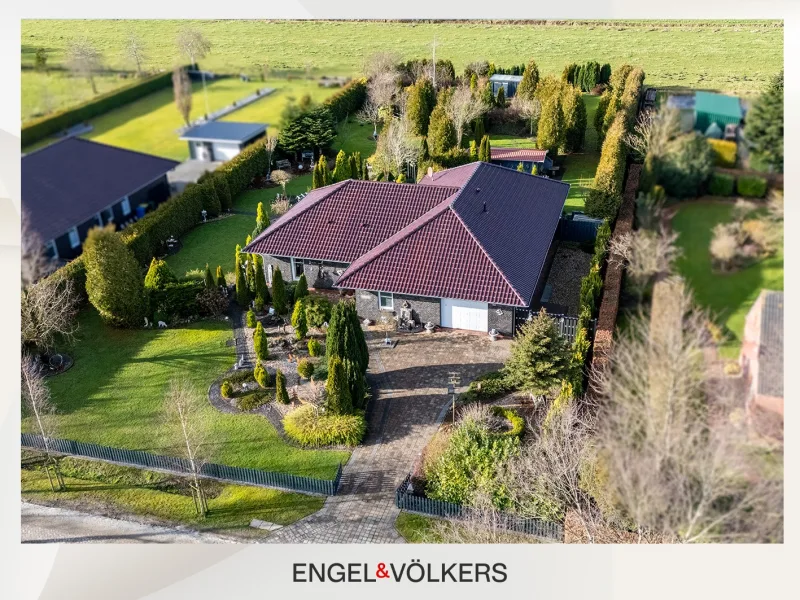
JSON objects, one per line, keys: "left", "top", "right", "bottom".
{"left": 244, "top": 162, "right": 569, "bottom": 335}
{"left": 180, "top": 121, "right": 268, "bottom": 162}
{"left": 489, "top": 74, "right": 523, "bottom": 99}
{"left": 490, "top": 147, "right": 553, "bottom": 175}
{"left": 22, "top": 138, "right": 178, "bottom": 261}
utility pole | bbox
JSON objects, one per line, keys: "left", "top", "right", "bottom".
{"left": 431, "top": 36, "right": 437, "bottom": 88}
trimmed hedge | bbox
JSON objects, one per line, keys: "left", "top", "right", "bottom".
{"left": 22, "top": 68, "right": 188, "bottom": 147}
{"left": 708, "top": 172, "right": 735, "bottom": 197}
{"left": 708, "top": 139, "right": 738, "bottom": 168}
{"left": 736, "top": 174, "right": 768, "bottom": 198}
{"left": 325, "top": 78, "right": 368, "bottom": 121}
{"left": 283, "top": 405, "right": 366, "bottom": 447}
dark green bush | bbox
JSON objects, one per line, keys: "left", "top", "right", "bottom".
{"left": 220, "top": 381, "right": 233, "bottom": 398}
{"left": 304, "top": 295, "right": 332, "bottom": 329}
{"left": 283, "top": 405, "right": 366, "bottom": 446}
{"left": 736, "top": 175, "right": 768, "bottom": 198}
{"left": 658, "top": 132, "right": 715, "bottom": 198}
{"left": 460, "top": 371, "right": 513, "bottom": 402}
{"left": 149, "top": 280, "right": 203, "bottom": 319}
{"left": 236, "top": 390, "right": 271, "bottom": 411}
{"left": 708, "top": 172, "right": 735, "bottom": 196}
{"left": 226, "top": 368, "right": 255, "bottom": 384}
{"left": 491, "top": 406, "right": 525, "bottom": 438}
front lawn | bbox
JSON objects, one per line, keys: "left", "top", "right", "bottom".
{"left": 29, "top": 309, "right": 349, "bottom": 478}
{"left": 672, "top": 200, "right": 784, "bottom": 358}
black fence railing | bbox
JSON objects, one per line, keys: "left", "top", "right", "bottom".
{"left": 395, "top": 475, "right": 564, "bottom": 541}
{"left": 513, "top": 312, "right": 593, "bottom": 345}
{"left": 557, "top": 215, "right": 603, "bottom": 244}
{"left": 21, "top": 433, "right": 342, "bottom": 497}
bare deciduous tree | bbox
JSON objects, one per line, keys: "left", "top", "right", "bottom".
{"left": 372, "top": 115, "right": 419, "bottom": 178}
{"left": 66, "top": 38, "right": 103, "bottom": 94}
{"left": 21, "top": 208, "right": 53, "bottom": 289}
{"left": 511, "top": 93, "right": 542, "bottom": 136}
{"left": 357, "top": 72, "right": 398, "bottom": 138}
{"left": 609, "top": 227, "right": 682, "bottom": 296}
{"left": 445, "top": 84, "right": 490, "bottom": 147}
{"left": 124, "top": 31, "right": 147, "bottom": 77}
{"left": 172, "top": 67, "right": 192, "bottom": 126}
{"left": 624, "top": 106, "right": 681, "bottom": 161}
{"left": 264, "top": 134, "right": 278, "bottom": 175}
{"left": 21, "top": 354, "right": 63, "bottom": 491}
{"left": 709, "top": 223, "right": 739, "bottom": 271}
{"left": 270, "top": 169, "right": 293, "bottom": 197}
{"left": 363, "top": 51, "right": 400, "bottom": 80}
{"left": 176, "top": 27, "right": 211, "bottom": 115}
{"left": 165, "top": 378, "right": 208, "bottom": 517}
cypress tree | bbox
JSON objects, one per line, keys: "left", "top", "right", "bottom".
{"left": 516, "top": 59, "right": 540, "bottom": 100}
{"left": 325, "top": 356, "right": 353, "bottom": 415}
{"left": 326, "top": 301, "right": 368, "bottom": 374}
{"left": 254, "top": 258, "right": 270, "bottom": 304}
{"left": 343, "top": 358, "right": 367, "bottom": 410}
{"left": 406, "top": 77, "right": 436, "bottom": 136}
{"left": 291, "top": 297, "right": 308, "bottom": 340}
{"left": 561, "top": 85, "right": 587, "bottom": 153}
{"left": 252, "top": 201, "right": 269, "bottom": 238}
{"left": 235, "top": 253, "right": 249, "bottom": 307}
{"left": 600, "top": 63, "right": 612, "bottom": 84}
{"left": 332, "top": 149, "right": 350, "bottom": 182}
{"left": 215, "top": 265, "right": 225, "bottom": 288}
{"left": 271, "top": 268, "right": 287, "bottom": 314}
{"left": 469, "top": 140, "right": 478, "bottom": 160}
{"left": 420, "top": 137, "right": 430, "bottom": 161}
{"left": 537, "top": 92, "right": 564, "bottom": 157}
{"left": 84, "top": 225, "right": 147, "bottom": 327}
{"left": 349, "top": 153, "right": 359, "bottom": 179}
{"left": 473, "top": 118, "right": 485, "bottom": 146}
{"left": 745, "top": 70, "right": 783, "bottom": 173}
{"left": 253, "top": 322, "right": 269, "bottom": 361}
{"left": 214, "top": 175, "right": 233, "bottom": 211}
{"left": 478, "top": 134, "right": 491, "bottom": 162}
{"left": 495, "top": 85, "right": 505, "bottom": 107}
{"left": 246, "top": 257, "right": 257, "bottom": 294}
{"left": 275, "top": 369, "right": 289, "bottom": 404}
{"left": 295, "top": 273, "right": 308, "bottom": 301}
{"left": 204, "top": 263, "right": 215, "bottom": 289}
{"left": 427, "top": 92, "right": 457, "bottom": 156}
{"left": 470, "top": 73, "right": 478, "bottom": 91}
{"left": 312, "top": 155, "right": 330, "bottom": 189}
{"left": 144, "top": 257, "right": 176, "bottom": 290}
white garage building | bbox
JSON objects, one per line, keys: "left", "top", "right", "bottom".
{"left": 181, "top": 121, "right": 267, "bottom": 162}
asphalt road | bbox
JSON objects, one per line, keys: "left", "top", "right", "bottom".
{"left": 21, "top": 503, "right": 232, "bottom": 544}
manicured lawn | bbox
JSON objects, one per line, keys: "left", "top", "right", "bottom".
{"left": 28, "top": 309, "right": 349, "bottom": 478}
{"left": 22, "top": 466, "right": 323, "bottom": 539}
{"left": 334, "top": 118, "right": 379, "bottom": 158}
{"left": 21, "top": 70, "right": 134, "bottom": 121}
{"left": 166, "top": 214, "right": 253, "bottom": 278}
{"left": 672, "top": 200, "right": 784, "bottom": 358}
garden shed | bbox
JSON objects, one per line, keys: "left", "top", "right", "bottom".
{"left": 180, "top": 121, "right": 267, "bottom": 162}
{"left": 693, "top": 91, "right": 743, "bottom": 133}
{"left": 490, "top": 147, "right": 553, "bottom": 174}
{"left": 489, "top": 74, "right": 523, "bottom": 99}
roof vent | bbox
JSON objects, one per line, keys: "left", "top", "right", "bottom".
{"left": 327, "top": 218, "right": 335, "bottom": 224}
{"left": 362, "top": 222, "right": 369, "bottom": 228}
{"left": 475, "top": 187, "right": 481, "bottom": 194}
{"left": 483, "top": 201, "right": 487, "bottom": 213}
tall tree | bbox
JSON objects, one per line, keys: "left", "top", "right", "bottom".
{"left": 331, "top": 149, "right": 350, "bottom": 182}
{"left": 215, "top": 265, "right": 226, "bottom": 289}
{"left": 325, "top": 356, "right": 353, "bottom": 415}
{"left": 263, "top": 134, "right": 278, "bottom": 176}
{"left": 312, "top": 156, "right": 330, "bottom": 189}
{"left": 204, "top": 264, "right": 215, "bottom": 289}
{"left": 21, "top": 354, "right": 63, "bottom": 491}
{"left": 271, "top": 268, "right": 287, "bottom": 315}
{"left": 373, "top": 116, "right": 418, "bottom": 179}
{"left": 495, "top": 85, "right": 505, "bottom": 107}
{"left": 254, "top": 257, "right": 270, "bottom": 305}
{"left": 405, "top": 77, "right": 436, "bottom": 136}
{"left": 537, "top": 91, "right": 565, "bottom": 157}
{"left": 234, "top": 251, "right": 249, "bottom": 307}
{"left": 172, "top": 67, "right": 192, "bottom": 126}
{"left": 445, "top": 83, "right": 490, "bottom": 148}
{"left": 516, "top": 59, "right": 540, "bottom": 100}
{"left": 252, "top": 201, "right": 269, "bottom": 238}
{"left": 745, "top": 70, "right": 783, "bottom": 173}
{"left": 502, "top": 308, "right": 571, "bottom": 403}
{"left": 427, "top": 92, "right": 457, "bottom": 156}
{"left": 294, "top": 273, "right": 309, "bottom": 302}
{"left": 124, "top": 31, "right": 147, "bottom": 77}
{"left": 176, "top": 27, "right": 212, "bottom": 115}
{"left": 291, "top": 297, "right": 308, "bottom": 340}
{"left": 66, "top": 38, "right": 102, "bottom": 94}
{"left": 561, "top": 86, "right": 587, "bottom": 153}
{"left": 83, "top": 225, "right": 146, "bottom": 327}
{"left": 477, "top": 134, "right": 491, "bottom": 162}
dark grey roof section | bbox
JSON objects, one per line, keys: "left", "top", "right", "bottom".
{"left": 22, "top": 138, "right": 179, "bottom": 242}
{"left": 758, "top": 290, "right": 784, "bottom": 398}
{"left": 180, "top": 121, "right": 267, "bottom": 143}
{"left": 451, "top": 162, "right": 570, "bottom": 305}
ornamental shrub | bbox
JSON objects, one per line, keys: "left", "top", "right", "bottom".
{"left": 254, "top": 362, "right": 269, "bottom": 388}
{"left": 304, "top": 295, "right": 332, "bottom": 329}
{"left": 427, "top": 93, "right": 457, "bottom": 156}
{"left": 196, "top": 287, "right": 229, "bottom": 317}
{"left": 291, "top": 297, "right": 308, "bottom": 339}
{"left": 736, "top": 175, "right": 768, "bottom": 198}
{"left": 490, "top": 406, "right": 525, "bottom": 438}
{"left": 585, "top": 188, "right": 621, "bottom": 221}
{"left": 235, "top": 253, "right": 249, "bottom": 307}
{"left": 203, "top": 264, "right": 216, "bottom": 289}
{"left": 150, "top": 280, "right": 204, "bottom": 319}
{"left": 294, "top": 273, "right": 309, "bottom": 302}
{"left": 144, "top": 257, "right": 177, "bottom": 290}
{"left": 253, "top": 322, "right": 269, "bottom": 361}
{"left": 283, "top": 405, "right": 366, "bottom": 447}
{"left": 708, "top": 139, "right": 738, "bottom": 168}
{"left": 297, "top": 358, "right": 314, "bottom": 379}
{"left": 236, "top": 390, "right": 270, "bottom": 411}
{"left": 325, "top": 356, "right": 353, "bottom": 415}
{"left": 271, "top": 268, "right": 287, "bottom": 314}
{"left": 215, "top": 265, "right": 225, "bottom": 288}
{"left": 246, "top": 309, "right": 257, "bottom": 328}
{"left": 308, "top": 338, "right": 323, "bottom": 357}
{"left": 460, "top": 371, "right": 513, "bottom": 402}
{"left": 708, "top": 172, "right": 735, "bottom": 197}
{"left": 406, "top": 77, "right": 436, "bottom": 136}
{"left": 220, "top": 381, "right": 233, "bottom": 398}
{"left": 659, "top": 132, "right": 714, "bottom": 198}
{"left": 326, "top": 300, "right": 369, "bottom": 374}
{"left": 275, "top": 369, "right": 290, "bottom": 404}
{"left": 745, "top": 70, "right": 783, "bottom": 173}
{"left": 254, "top": 258, "right": 270, "bottom": 305}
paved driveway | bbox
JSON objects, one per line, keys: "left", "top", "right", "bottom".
{"left": 267, "top": 329, "right": 511, "bottom": 543}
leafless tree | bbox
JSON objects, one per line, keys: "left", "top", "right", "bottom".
{"left": 357, "top": 72, "right": 397, "bottom": 138}
{"left": 21, "top": 208, "right": 53, "bottom": 289}
{"left": 593, "top": 280, "right": 783, "bottom": 543}
{"left": 445, "top": 83, "right": 490, "bottom": 147}
{"left": 176, "top": 27, "right": 211, "bottom": 115}
{"left": 165, "top": 378, "right": 209, "bottom": 517}
{"left": 21, "top": 354, "right": 63, "bottom": 491}
{"left": 66, "top": 38, "right": 103, "bottom": 94}
{"left": 264, "top": 134, "right": 278, "bottom": 175}
{"left": 172, "top": 67, "right": 192, "bottom": 126}
{"left": 511, "top": 93, "right": 542, "bottom": 136}
{"left": 373, "top": 115, "right": 419, "bottom": 178}
{"left": 271, "top": 197, "right": 290, "bottom": 216}
{"left": 609, "top": 227, "right": 682, "bottom": 297}
{"left": 124, "top": 31, "right": 147, "bottom": 77}
{"left": 624, "top": 106, "right": 681, "bottom": 161}
{"left": 21, "top": 278, "right": 79, "bottom": 357}
{"left": 270, "top": 169, "right": 293, "bottom": 197}
{"left": 363, "top": 51, "right": 400, "bottom": 80}
{"left": 299, "top": 377, "right": 326, "bottom": 408}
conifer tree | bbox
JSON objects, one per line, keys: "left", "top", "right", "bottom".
{"left": 253, "top": 321, "right": 269, "bottom": 361}
{"left": 517, "top": 162, "right": 525, "bottom": 172}
{"left": 325, "top": 356, "right": 353, "bottom": 415}
{"left": 291, "top": 297, "right": 308, "bottom": 340}
{"left": 312, "top": 155, "right": 330, "bottom": 189}
{"left": 427, "top": 92, "right": 457, "bottom": 156}
{"left": 406, "top": 77, "right": 437, "bottom": 136}
{"left": 215, "top": 265, "right": 225, "bottom": 289}
{"left": 275, "top": 368, "right": 289, "bottom": 404}
{"left": 271, "top": 268, "right": 287, "bottom": 314}
{"left": 473, "top": 117, "right": 485, "bottom": 146}
{"left": 348, "top": 152, "right": 360, "bottom": 179}
{"left": 561, "top": 85, "right": 587, "bottom": 153}
{"left": 745, "top": 70, "right": 783, "bottom": 173}
{"left": 326, "top": 300, "right": 369, "bottom": 374}
{"left": 478, "top": 134, "right": 491, "bottom": 162}
{"left": 235, "top": 252, "right": 249, "bottom": 307}
{"left": 252, "top": 201, "right": 269, "bottom": 238}
{"left": 254, "top": 258, "right": 270, "bottom": 304}
{"left": 332, "top": 149, "right": 350, "bottom": 182}
{"left": 204, "top": 264, "right": 215, "bottom": 289}
{"left": 516, "top": 59, "right": 540, "bottom": 100}
{"left": 343, "top": 358, "right": 367, "bottom": 410}
{"left": 495, "top": 85, "right": 505, "bottom": 107}
{"left": 144, "top": 257, "right": 176, "bottom": 290}
{"left": 470, "top": 73, "right": 478, "bottom": 91}
{"left": 246, "top": 257, "right": 257, "bottom": 295}
{"left": 537, "top": 92, "right": 565, "bottom": 157}
{"left": 502, "top": 308, "right": 571, "bottom": 402}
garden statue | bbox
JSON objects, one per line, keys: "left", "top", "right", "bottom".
{"left": 201, "top": 209, "right": 207, "bottom": 222}
{"left": 144, "top": 316, "right": 150, "bottom": 328}
{"left": 158, "top": 321, "right": 168, "bottom": 328}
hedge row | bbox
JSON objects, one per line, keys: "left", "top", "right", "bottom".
{"left": 22, "top": 67, "right": 189, "bottom": 147}
{"left": 324, "top": 78, "right": 368, "bottom": 121}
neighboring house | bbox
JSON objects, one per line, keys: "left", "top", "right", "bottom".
{"left": 490, "top": 147, "right": 553, "bottom": 175}
{"left": 666, "top": 91, "right": 744, "bottom": 135}
{"left": 180, "top": 121, "right": 268, "bottom": 162}
{"left": 244, "top": 162, "right": 569, "bottom": 335}
{"left": 740, "top": 290, "right": 784, "bottom": 429}
{"left": 22, "top": 138, "right": 178, "bottom": 261}
{"left": 489, "top": 74, "right": 523, "bottom": 99}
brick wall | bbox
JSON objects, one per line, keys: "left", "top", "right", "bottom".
{"left": 260, "top": 254, "right": 349, "bottom": 289}
{"left": 355, "top": 290, "right": 441, "bottom": 326}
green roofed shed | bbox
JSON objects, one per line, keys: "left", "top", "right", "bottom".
{"left": 694, "top": 91, "right": 742, "bottom": 132}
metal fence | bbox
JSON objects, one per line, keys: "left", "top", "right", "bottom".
{"left": 395, "top": 475, "right": 564, "bottom": 541}
{"left": 21, "top": 433, "right": 342, "bottom": 497}
{"left": 557, "top": 215, "right": 603, "bottom": 244}
{"left": 513, "top": 312, "right": 593, "bottom": 345}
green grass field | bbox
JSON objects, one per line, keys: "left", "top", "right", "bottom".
{"left": 672, "top": 201, "right": 784, "bottom": 358}
{"left": 22, "top": 20, "right": 782, "bottom": 120}
{"left": 25, "top": 310, "right": 349, "bottom": 478}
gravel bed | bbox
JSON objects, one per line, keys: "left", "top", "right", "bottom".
{"left": 545, "top": 245, "right": 593, "bottom": 315}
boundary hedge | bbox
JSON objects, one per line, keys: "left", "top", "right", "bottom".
{"left": 22, "top": 67, "right": 190, "bottom": 148}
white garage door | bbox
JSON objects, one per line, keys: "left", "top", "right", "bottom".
{"left": 440, "top": 298, "right": 489, "bottom": 332}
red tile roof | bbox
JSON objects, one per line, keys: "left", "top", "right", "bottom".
{"left": 490, "top": 147, "right": 548, "bottom": 163}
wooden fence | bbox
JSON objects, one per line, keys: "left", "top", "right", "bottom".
{"left": 21, "top": 433, "right": 342, "bottom": 497}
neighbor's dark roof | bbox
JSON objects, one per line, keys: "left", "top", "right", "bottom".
{"left": 180, "top": 121, "right": 267, "bottom": 143}
{"left": 489, "top": 74, "right": 523, "bottom": 83}
{"left": 491, "top": 147, "right": 549, "bottom": 163}
{"left": 243, "top": 180, "right": 461, "bottom": 263}
{"left": 338, "top": 163, "right": 569, "bottom": 307}
{"left": 758, "top": 290, "right": 783, "bottom": 398}
{"left": 22, "top": 138, "right": 179, "bottom": 242}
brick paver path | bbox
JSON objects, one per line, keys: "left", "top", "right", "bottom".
{"left": 267, "top": 329, "right": 511, "bottom": 543}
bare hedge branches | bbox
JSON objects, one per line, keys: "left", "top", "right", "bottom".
{"left": 624, "top": 106, "right": 681, "bottom": 162}
{"left": 609, "top": 227, "right": 682, "bottom": 296}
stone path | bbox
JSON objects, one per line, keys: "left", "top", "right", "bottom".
{"left": 266, "top": 329, "right": 511, "bottom": 543}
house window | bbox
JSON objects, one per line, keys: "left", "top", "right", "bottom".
{"left": 45, "top": 240, "right": 58, "bottom": 259}
{"left": 120, "top": 196, "right": 132, "bottom": 216}
{"left": 67, "top": 227, "right": 80, "bottom": 249}
{"left": 378, "top": 292, "right": 394, "bottom": 311}
{"left": 102, "top": 207, "right": 115, "bottom": 224}
{"left": 291, "top": 257, "right": 304, "bottom": 280}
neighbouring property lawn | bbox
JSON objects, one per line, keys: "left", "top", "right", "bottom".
{"left": 166, "top": 213, "right": 253, "bottom": 278}
{"left": 672, "top": 200, "right": 784, "bottom": 358}
{"left": 28, "top": 309, "right": 349, "bottom": 478}
{"left": 22, "top": 466, "right": 323, "bottom": 539}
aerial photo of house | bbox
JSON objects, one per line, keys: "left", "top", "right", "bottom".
{"left": 19, "top": 18, "right": 783, "bottom": 547}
